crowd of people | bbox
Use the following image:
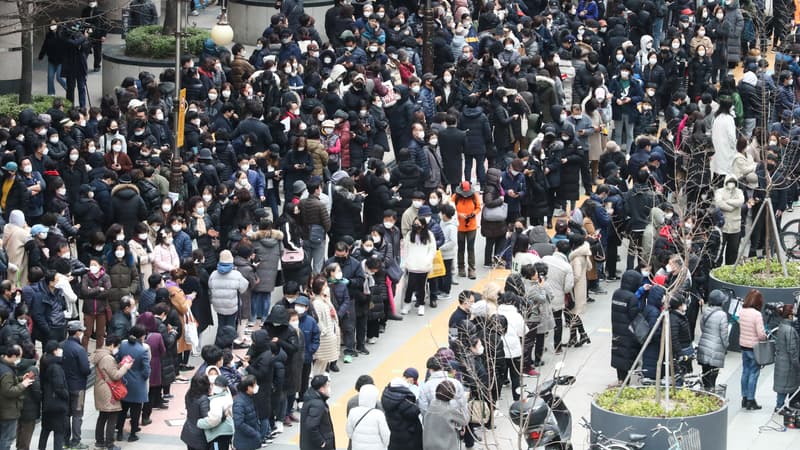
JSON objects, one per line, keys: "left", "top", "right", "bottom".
{"left": 4, "top": 0, "right": 800, "bottom": 448}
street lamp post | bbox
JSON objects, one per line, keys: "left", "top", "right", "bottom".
{"left": 211, "top": 0, "right": 234, "bottom": 46}
{"left": 422, "top": 0, "right": 434, "bottom": 74}
{"left": 174, "top": 0, "right": 183, "bottom": 149}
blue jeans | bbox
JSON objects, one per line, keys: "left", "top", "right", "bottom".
{"left": 265, "top": 188, "right": 280, "bottom": 222}
{"left": 463, "top": 153, "right": 486, "bottom": 186}
{"left": 216, "top": 313, "right": 238, "bottom": 341}
{"left": 652, "top": 18, "right": 664, "bottom": 49}
{"left": 0, "top": 419, "right": 15, "bottom": 450}
{"left": 740, "top": 349, "right": 761, "bottom": 400}
{"left": 47, "top": 62, "right": 66, "bottom": 96}
{"left": 259, "top": 417, "right": 271, "bottom": 440}
{"left": 251, "top": 291, "right": 271, "bottom": 321}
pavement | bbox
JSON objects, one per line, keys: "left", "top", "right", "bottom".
{"left": 23, "top": 5, "right": 800, "bottom": 449}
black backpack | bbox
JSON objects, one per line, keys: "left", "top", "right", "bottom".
{"left": 137, "top": 179, "right": 162, "bottom": 211}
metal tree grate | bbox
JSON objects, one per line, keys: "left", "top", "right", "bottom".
{"left": 668, "top": 427, "right": 702, "bottom": 450}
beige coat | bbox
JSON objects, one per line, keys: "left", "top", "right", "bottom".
{"left": 569, "top": 242, "right": 593, "bottom": 315}
{"left": 3, "top": 223, "right": 29, "bottom": 287}
{"left": 128, "top": 238, "right": 153, "bottom": 286}
{"left": 169, "top": 286, "right": 193, "bottom": 354}
{"left": 90, "top": 347, "right": 128, "bottom": 412}
{"left": 587, "top": 110, "right": 604, "bottom": 161}
{"left": 312, "top": 295, "right": 340, "bottom": 363}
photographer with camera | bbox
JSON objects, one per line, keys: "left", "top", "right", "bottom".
{"left": 60, "top": 22, "right": 91, "bottom": 109}
{"left": 80, "top": 1, "right": 107, "bottom": 72}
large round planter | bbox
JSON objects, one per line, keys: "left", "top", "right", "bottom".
{"left": 591, "top": 391, "right": 728, "bottom": 450}
{"left": 229, "top": 0, "right": 334, "bottom": 45}
{"left": 102, "top": 45, "right": 174, "bottom": 97}
{"left": 709, "top": 271, "right": 800, "bottom": 352}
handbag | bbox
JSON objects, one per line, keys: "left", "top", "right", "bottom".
{"left": 428, "top": 250, "right": 446, "bottom": 279}
{"left": 564, "top": 292, "right": 575, "bottom": 310}
{"left": 385, "top": 259, "right": 403, "bottom": 284}
{"left": 628, "top": 313, "right": 650, "bottom": 345}
{"left": 468, "top": 399, "right": 491, "bottom": 424}
{"left": 753, "top": 339, "right": 776, "bottom": 366}
{"left": 184, "top": 310, "right": 200, "bottom": 353}
{"left": 482, "top": 203, "right": 508, "bottom": 222}
{"left": 98, "top": 366, "right": 127, "bottom": 401}
{"left": 281, "top": 246, "right": 305, "bottom": 269}
{"left": 309, "top": 224, "right": 326, "bottom": 248}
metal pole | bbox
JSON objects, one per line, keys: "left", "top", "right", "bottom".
{"left": 422, "top": 0, "right": 433, "bottom": 74}
{"left": 174, "top": 0, "right": 182, "bottom": 148}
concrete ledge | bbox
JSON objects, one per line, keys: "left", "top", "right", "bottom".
{"left": 102, "top": 45, "right": 174, "bottom": 97}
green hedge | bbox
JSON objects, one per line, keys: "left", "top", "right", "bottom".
{"left": 0, "top": 95, "right": 71, "bottom": 119}
{"left": 125, "top": 25, "right": 209, "bottom": 59}
{"left": 595, "top": 387, "right": 724, "bottom": 418}
{"left": 712, "top": 259, "right": 800, "bottom": 288}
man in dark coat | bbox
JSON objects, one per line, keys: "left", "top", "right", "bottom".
{"left": 458, "top": 96, "right": 492, "bottom": 186}
{"left": 300, "top": 375, "right": 335, "bottom": 450}
{"left": 385, "top": 85, "right": 416, "bottom": 156}
{"left": 61, "top": 321, "right": 90, "bottom": 448}
{"left": 60, "top": 25, "right": 91, "bottom": 109}
{"left": 231, "top": 101, "right": 273, "bottom": 153}
{"left": 610, "top": 270, "right": 643, "bottom": 383}
{"left": 438, "top": 115, "right": 467, "bottom": 192}
{"left": 80, "top": 1, "right": 107, "bottom": 72}
{"left": 390, "top": 149, "right": 422, "bottom": 212}
{"left": 380, "top": 377, "right": 423, "bottom": 450}
{"left": 110, "top": 175, "right": 148, "bottom": 238}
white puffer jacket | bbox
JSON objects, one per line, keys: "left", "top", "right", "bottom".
{"left": 403, "top": 231, "right": 437, "bottom": 273}
{"left": 346, "top": 385, "right": 391, "bottom": 450}
{"left": 208, "top": 269, "right": 249, "bottom": 315}
{"left": 498, "top": 304, "right": 527, "bottom": 359}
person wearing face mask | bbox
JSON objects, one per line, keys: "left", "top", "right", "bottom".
{"left": 688, "top": 45, "right": 712, "bottom": 100}
{"left": 89, "top": 335, "right": 133, "bottom": 450}
{"left": 609, "top": 63, "right": 644, "bottom": 149}
{"left": 336, "top": 31, "right": 368, "bottom": 67}
{"left": 38, "top": 339, "right": 70, "bottom": 450}
{"left": 250, "top": 218, "right": 285, "bottom": 326}
{"left": 112, "top": 324, "right": 149, "bottom": 443}
{"left": 38, "top": 20, "right": 67, "bottom": 96}
{"left": 105, "top": 242, "right": 140, "bottom": 314}
{"left": 290, "top": 296, "right": 320, "bottom": 404}
{"left": 714, "top": 175, "right": 744, "bottom": 265}
{"left": 28, "top": 269, "right": 69, "bottom": 345}
{"left": 80, "top": 256, "right": 111, "bottom": 349}
{"left": 109, "top": 173, "right": 148, "bottom": 239}
{"left": 720, "top": 0, "right": 744, "bottom": 68}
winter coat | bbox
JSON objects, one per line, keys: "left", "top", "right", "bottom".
{"left": 498, "top": 304, "right": 526, "bottom": 359}
{"left": 311, "top": 296, "right": 339, "bottom": 363}
{"left": 197, "top": 389, "right": 234, "bottom": 443}
{"left": 458, "top": 106, "right": 492, "bottom": 156}
{"left": 16, "top": 359, "right": 41, "bottom": 422}
{"left": 117, "top": 339, "right": 150, "bottom": 403}
{"left": 208, "top": 269, "right": 249, "bottom": 315}
{"left": 152, "top": 243, "right": 180, "bottom": 275}
{"left": 246, "top": 330, "right": 274, "bottom": 420}
{"left": 297, "top": 314, "right": 321, "bottom": 363}
{"left": 107, "top": 260, "right": 139, "bottom": 312}
{"left": 330, "top": 186, "right": 364, "bottom": 241}
{"left": 90, "top": 348, "right": 126, "bottom": 412}
{"left": 110, "top": 183, "right": 148, "bottom": 237}
{"left": 232, "top": 393, "right": 260, "bottom": 450}
{"left": 623, "top": 182, "right": 660, "bottom": 232}
{"left": 422, "top": 399, "right": 467, "bottom": 450}
{"left": 541, "top": 252, "right": 574, "bottom": 312}
{"left": 300, "top": 388, "right": 336, "bottom": 450}
{"left": 380, "top": 381, "right": 422, "bottom": 450}
{"left": 28, "top": 281, "right": 68, "bottom": 341}
{"left": 346, "top": 384, "right": 391, "bottom": 450}
{"left": 252, "top": 229, "right": 283, "bottom": 293}
{"left": 61, "top": 336, "right": 90, "bottom": 391}
{"left": 611, "top": 270, "right": 644, "bottom": 372}
{"left": 403, "top": 231, "right": 436, "bottom": 274}
{"left": 669, "top": 310, "right": 693, "bottom": 356}
{"left": 739, "top": 307, "right": 767, "bottom": 349}
{"left": 363, "top": 174, "right": 399, "bottom": 229}
{"left": 714, "top": 178, "right": 744, "bottom": 234}
{"left": 773, "top": 319, "right": 800, "bottom": 394}
{"left": 40, "top": 354, "right": 69, "bottom": 417}
{"left": 168, "top": 285, "right": 193, "bottom": 354}
{"left": 144, "top": 330, "right": 165, "bottom": 387}
{"left": 568, "top": 242, "right": 593, "bottom": 315}
{"left": 390, "top": 159, "right": 423, "bottom": 211}
{"left": 710, "top": 113, "right": 737, "bottom": 176}
{"left": 438, "top": 127, "right": 467, "bottom": 185}
{"left": 181, "top": 393, "right": 211, "bottom": 450}
{"left": 642, "top": 286, "right": 666, "bottom": 379}
{"left": 481, "top": 168, "right": 507, "bottom": 238}
{"left": 722, "top": 5, "right": 744, "bottom": 64}
{"left": 697, "top": 306, "right": 730, "bottom": 368}
{"left": 128, "top": 238, "right": 153, "bottom": 287}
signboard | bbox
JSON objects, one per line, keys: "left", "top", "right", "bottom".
{"left": 176, "top": 88, "right": 186, "bottom": 149}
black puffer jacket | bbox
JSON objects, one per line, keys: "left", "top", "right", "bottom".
{"left": 480, "top": 168, "right": 506, "bottom": 238}
{"left": 17, "top": 359, "right": 41, "bottom": 422}
{"left": 246, "top": 330, "right": 274, "bottom": 420}
{"left": 611, "top": 270, "right": 643, "bottom": 372}
{"left": 458, "top": 106, "right": 492, "bottom": 156}
{"left": 330, "top": 185, "right": 364, "bottom": 242}
{"left": 300, "top": 388, "right": 335, "bottom": 450}
{"left": 110, "top": 183, "right": 148, "bottom": 237}
{"left": 523, "top": 157, "right": 550, "bottom": 219}
{"left": 390, "top": 150, "right": 422, "bottom": 211}
{"left": 137, "top": 179, "right": 162, "bottom": 212}
{"left": 380, "top": 382, "right": 423, "bottom": 450}
{"left": 362, "top": 173, "right": 399, "bottom": 230}
{"left": 623, "top": 182, "right": 660, "bottom": 232}
{"left": 40, "top": 354, "right": 69, "bottom": 415}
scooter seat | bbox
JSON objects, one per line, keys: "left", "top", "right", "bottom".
{"left": 629, "top": 433, "right": 648, "bottom": 442}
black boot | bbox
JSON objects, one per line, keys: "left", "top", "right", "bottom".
{"left": 746, "top": 399, "right": 763, "bottom": 410}
{"left": 328, "top": 362, "right": 340, "bottom": 372}
{"left": 742, "top": 397, "right": 747, "bottom": 408}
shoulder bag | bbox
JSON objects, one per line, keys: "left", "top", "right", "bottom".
{"left": 628, "top": 312, "right": 650, "bottom": 345}
{"left": 98, "top": 366, "right": 127, "bottom": 401}
{"left": 753, "top": 337, "right": 776, "bottom": 366}
{"left": 482, "top": 202, "right": 508, "bottom": 222}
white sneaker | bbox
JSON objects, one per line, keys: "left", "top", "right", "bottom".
{"left": 439, "top": 293, "right": 451, "bottom": 300}
{"left": 417, "top": 305, "right": 425, "bottom": 316}
{"left": 367, "top": 337, "right": 378, "bottom": 344}
{"left": 274, "top": 422, "right": 284, "bottom": 434}
{"left": 401, "top": 303, "right": 410, "bottom": 315}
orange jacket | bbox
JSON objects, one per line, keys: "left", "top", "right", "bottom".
{"left": 452, "top": 193, "right": 482, "bottom": 232}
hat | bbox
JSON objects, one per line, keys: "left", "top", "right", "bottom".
{"left": 679, "top": 14, "right": 690, "bottom": 22}
{"left": 289, "top": 180, "right": 306, "bottom": 195}
{"left": 295, "top": 295, "right": 310, "bottom": 307}
{"left": 422, "top": 73, "right": 435, "bottom": 82}
{"left": 79, "top": 184, "right": 95, "bottom": 194}
{"left": 402, "top": 367, "right": 419, "bottom": 381}
{"left": 119, "top": 173, "right": 133, "bottom": 184}
{"left": 744, "top": 172, "right": 759, "bottom": 189}
{"left": 330, "top": 170, "right": 349, "bottom": 184}
{"left": 708, "top": 290, "right": 727, "bottom": 307}
{"left": 455, "top": 180, "right": 474, "bottom": 197}
{"left": 411, "top": 191, "right": 425, "bottom": 200}
{"left": 219, "top": 250, "right": 234, "bottom": 264}
{"left": 334, "top": 109, "right": 349, "bottom": 120}
{"left": 128, "top": 99, "right": 145, "bottom": 109}
{"left": 680, "top": 8, "right": 693, "bottom": 15}
{"left": 213, "top": 375, "right": 229, "bottom": 387}
{"left": 197, "top": 148, "right": 213, "bottom": 161}
{"left": 31, "top": 224, "right": 48, "bottom": 236}
{"left": 3, "top": 161, "right": 17, "bottom": 172}
{"left": 67, "top": 320, "right": 86, "bottom": 332}
{"left": 59, "top": 118, "right": 75, "bottom": 128}
{"left": 511, "top": 158, "right": 524, "bottom": 172}
{"left": 321, "top": 119, "right": 335, "bottom": 128}
{"left": 418, "top": 205, "right": 432, "bottom": 217}
{"left": 563, "top": 35, "right": 576, "bottom": 43}
{"left": 339, "top": 30, "right": 355, "bottom": 41}
{"left": 310, "top": 374, "right": 329, "bottom": 390}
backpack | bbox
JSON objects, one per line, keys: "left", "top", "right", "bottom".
{"left": 138, "top": 179, "right": 162, "bottom": 211}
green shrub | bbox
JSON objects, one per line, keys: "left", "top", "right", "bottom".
{"left": 712, "top": 259, "right": 800, "bottom": 288}
{"left": 0, "top": 95, "right": 71, "bottom": 118}
{"left": 595, "top": 387, "right": 724, "bottom": 418}
{"left": 125, "top": 25, "right": 209, "bottom": 59}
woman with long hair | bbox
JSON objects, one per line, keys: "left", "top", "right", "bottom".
{"left": 91, "top": 336, "right": 133, "bottom": 450}
{"left": 310, "top": 275, "right": 340, "bottom": 375}
{"left": 115, "top": 324, "right": 150, "bottom": 442}
{"left": 401, "top": 216, "right": 437, "bottom": 316}
{"left": 739, "top": 289, "right": 767, "bottom": 410}
{"left": 181, "top": 374, "right": 211, "bottom": 450}
{"left": 81, "top": 257, "right": 112, "bottom": 349}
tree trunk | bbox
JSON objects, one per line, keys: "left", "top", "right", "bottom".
{"left": 162, "top": 0, "right": 177, "bottom": 36}
{"left": 18, "top": 2, "right": 32, "bottom": 104}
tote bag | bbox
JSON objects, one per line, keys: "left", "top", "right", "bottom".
{"left": 483, "top": 203, "right": 508, "bottom": 222}
{"left": 428, "top": 250, "right": 446, "bottom": 279}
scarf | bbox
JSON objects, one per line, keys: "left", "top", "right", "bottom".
{"left": 217, "top": 262, "right": 233, "bottom": 274}
{"left": 193, "top": 213, "right": 207, "bottom": 235}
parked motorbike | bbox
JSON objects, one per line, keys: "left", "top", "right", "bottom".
{"left": 509, "top": 362, "right": 575, "bottom": 449}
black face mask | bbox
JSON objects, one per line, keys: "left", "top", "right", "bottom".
{"left": 335, "top": 255, "right": 348, "bottom": 263}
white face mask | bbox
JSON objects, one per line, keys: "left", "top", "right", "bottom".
{"left": 383, "top": 221, "right": 394, "bottom": 229}
{"left": 698, "top": 50, "right": 706, "bottom": 57}
{"left": 56, "top": 187, "right": 67, "bottom": 196}
{"left": 115, "top": 250, "right": 125, "bottom": 259}
{"left": 443, "top": 74, "right": 452, "bottom": 83}
{"left": 50, "top": 25, "right": 57, "bottom": 31}
{"left": 505, "top": 44, "right": 514, "bottom": 52}
{"left": 429, "top": 198, "right": 439, "bottom": 206}
{"left": 196, "top": 207, "right": 205, "bottom": 215}
{"left": 89, "top": 265, "right": 100, "bottom": 275}
{"left": 112, "top": 145, "right": 122, "bottom": 152}
{"left": 252, "top": 385, "right": 260, "bottom": 394}
{"left": 474, "top": 343, "right": 484, "bottom": 355}
{"left": 289, "top": 320, "right": 300, "bottom": 328}
{"left": 372, "top": 234, "right": 381, "bottom": 244}
{"left": 665, "top": 212, "right": 674, "bottom": 220}
{"left": 49, "top": 136, "right": 59, "bottom": 144}
{"left": 428, "top": 138, "right": 438, "bottom": 147}
{"left": 172, "top": 224, "right": 182, "bottom": 233}
{"left": 208, "top": 93, "right": 218, "bottom": 101}
{"left": 383, "top": 172, "right": 391, "bottom": 182}
{"left": 411, "top": 85, "right": 420, "bottom": 94}
{"left": 87, "top": 145, "right": 96, "bottom": 153}
{"left": 162, "top": 204, "right": 171, "bottom": 213}
{"left": 94, "top": 245, "right": 104, "bottom": 252}
{"left": 672, "top": 42, "right": 680, "bottom": 49}
{"left": 240, "top": 164, "right": 250, "bottom": 172}
{"left": 203, "top": 194, "right": 213, "bottom": 203}
{"left": 69, "top": 153, "right": 79, "bottom": 161}
{"left": 294, "top": 305, "right": 306, "bottom": 315}
{"left": 412, "top": 200, "right": 423, "bottom": 209}
{"left": 334, "top": 272, "right": 343, "bottom": 280}
{"left": 38, "top": 232, "right": 48, "bottom": 240}
{"left": 716, "top": 13, "right": 724, "bottom": 20}
{"left": 22, "top": 165, "right": 32, "bottom": 174}
{"left": 362, "top": 244, "right": 374, "bottom": 252}
{"left": 649, "top": 57, "right": 657, "bottom": 65}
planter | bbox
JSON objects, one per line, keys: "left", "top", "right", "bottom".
{"left": 229, "top": 0, "right": 335, "bottom": 45}
{"left": 102, "top": 45, "right": 175, "bottom": 97}
{"left": 709, "top": 271, "right": 800, "bottom": 352}
{"left": 591, "top": 389, "right": 727, "bottom": 450}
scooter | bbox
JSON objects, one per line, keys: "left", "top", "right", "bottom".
{"left": 509, "top": 362, "right": 575, "bottom": 450}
